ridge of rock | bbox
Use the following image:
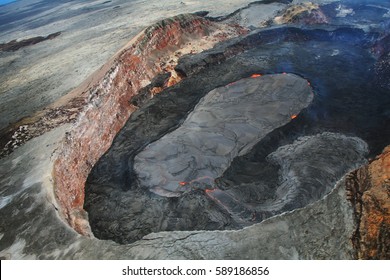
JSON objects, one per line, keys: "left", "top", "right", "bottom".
{"left": 346, "top": 146, "right": 390, "bottom": 259}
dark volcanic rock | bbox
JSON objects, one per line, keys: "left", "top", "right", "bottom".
{"left": 85, "top": 25, "right": 390, "bottom": 244}
{"left": 85, "top": 73, "right": 314, "bottom": 243}
{"left": 134, "top": 74, "right": 313, "bottom": 197}
{"left": 85, "top": 186, "right": 237, "bottom": 244}
{"left": 178, "top": 26, "right": 390, "bottom": 155}
{"left": 373, "top": 34, "right": 390, "bottom": 89}
{"left": 0, "top": 32, "right": 61, "bottom": 52}
{"left": 218, "top": 132, "right": 368, "bottom": 222}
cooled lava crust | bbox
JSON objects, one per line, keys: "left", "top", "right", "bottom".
{"left": 85, "top": 17, "right": 390, "bottom": 244}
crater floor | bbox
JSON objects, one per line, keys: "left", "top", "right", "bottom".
{"left": 134, "top": 74, "right": 313, "bottom": 197}
{"left": 85, "top": 4, "right": 390, "bottom": 244}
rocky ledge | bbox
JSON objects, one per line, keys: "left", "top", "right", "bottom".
{"left": 347, "top": 146, "right": 390, "bottom": 259}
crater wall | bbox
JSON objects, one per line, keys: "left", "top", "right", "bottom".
{"left": 51, "top": 14, "right": 237, "bottom": 235}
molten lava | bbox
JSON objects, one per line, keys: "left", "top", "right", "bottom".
{"left": 291, "top": 114, "right": 297, "bottom": 119}
{"left": 251, "top": 74, "right": 262, "bottom": 78}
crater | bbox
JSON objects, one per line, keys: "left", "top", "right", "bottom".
{"left": 50, "top": 2, "right": 390, "bottom": 246}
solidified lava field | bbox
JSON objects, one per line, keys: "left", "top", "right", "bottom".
{"left": 84, "top": 1, "right": 390, "bottom": 244}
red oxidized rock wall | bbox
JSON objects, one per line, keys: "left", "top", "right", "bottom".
{"left": 346, "top": 146, "right": 390, "bottom": 259}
